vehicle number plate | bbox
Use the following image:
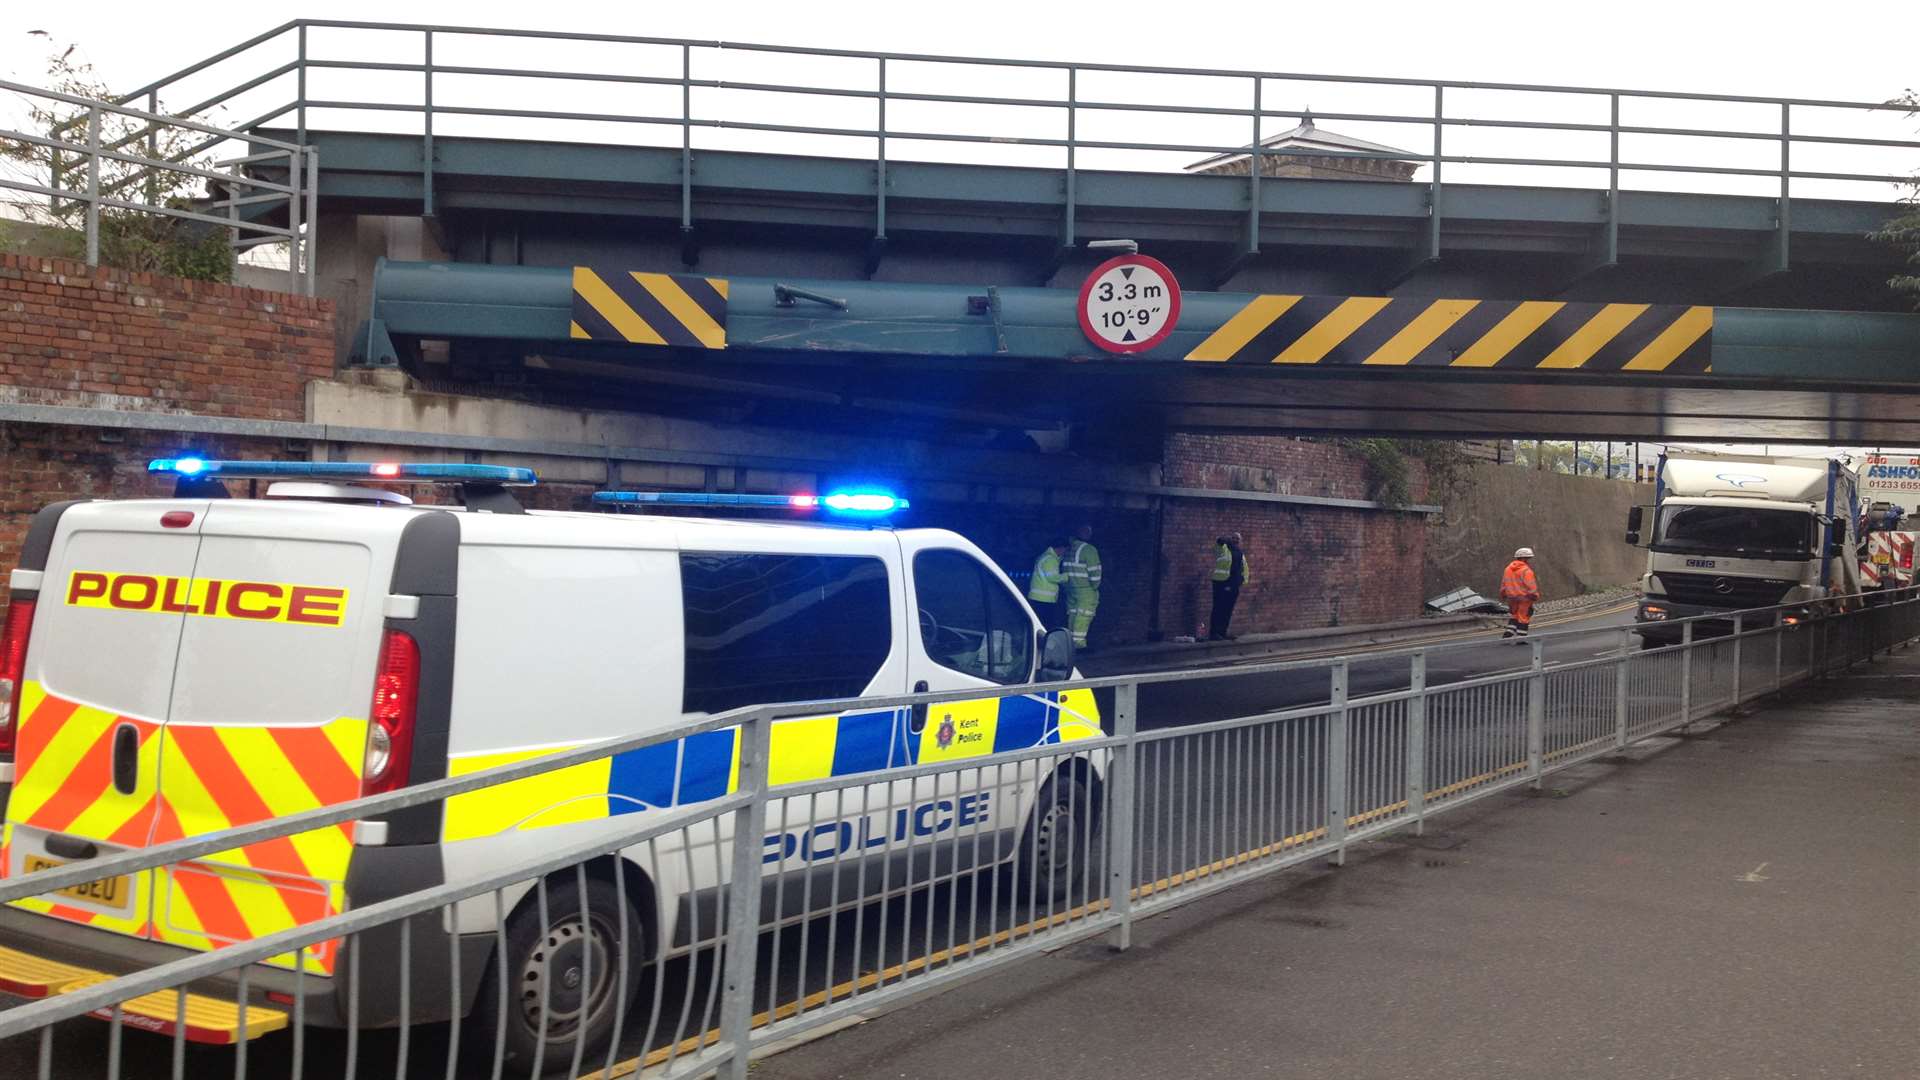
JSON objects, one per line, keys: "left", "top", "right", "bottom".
{"left": 22, "top": 855, "right": 132, "bottom": 913}
{"left": 1873, "top": 553, "right": 1892, "bottom": 565}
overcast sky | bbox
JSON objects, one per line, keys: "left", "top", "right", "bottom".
{"left": 5, "top": 0, "right": 1915, "bottom": 199}
{"left": 5, "top": 0, "right": 1913, "bottom": 105}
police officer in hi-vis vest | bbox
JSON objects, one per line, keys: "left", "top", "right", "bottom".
{"left": 1026, "top": 537, "right": 1070, "bottom": 631}
{"left": 1062, "top": 524, "right": 1103, "bottom": 649}
{"left": 1209, "top": 531, "right": 1250, "bottom": 640}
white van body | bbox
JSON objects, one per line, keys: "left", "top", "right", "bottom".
{"left": 0, "top": 492, "right": 1103, "bottom": 1036}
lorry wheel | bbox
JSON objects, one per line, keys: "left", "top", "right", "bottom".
{"left": 1012, "top": 772, "right": 1101, "bottom": 906}
{"left": 469, "top": 876, "right": 645, "bottom": 1076}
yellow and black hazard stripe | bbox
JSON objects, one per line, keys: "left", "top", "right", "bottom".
{"left": 1186, "top": 295, "right": 1712, "bottom": 373}
{"left": 570, "top": 267, "right": 729, "bottom": 349}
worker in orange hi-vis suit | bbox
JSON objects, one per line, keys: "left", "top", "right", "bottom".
{"left": 1500, "top": 547, "right": 1541, "bottom": 638}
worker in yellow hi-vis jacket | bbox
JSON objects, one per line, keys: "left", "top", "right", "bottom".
{"left": 1026, "top": 537, "right": 1070, "bottom": 630}
{"left": 1062, "top": 524, "right": 1103, "bottom": 648}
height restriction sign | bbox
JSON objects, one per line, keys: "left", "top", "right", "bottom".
{"left": 1077, "top": 253, "right": 1182, "bottom": 354}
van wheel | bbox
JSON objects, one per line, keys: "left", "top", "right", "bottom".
{"left": 1012, "top": 772, "right": 1101, "bottom": 905}
{"left": 469, "top": 876, "right": 645, "bottom": 1076}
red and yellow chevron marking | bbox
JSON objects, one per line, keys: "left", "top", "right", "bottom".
{"left": 2, "top": 682, "right": 367, "bottom": 975}
{"left": 150, "top": 718, "right": 367, "bottom": 973}
{"left": 4, "top": 682, "right": 161, "bottom": 939}
{"left": 1185, "top": 293, "right": 1713, "bottom": 372}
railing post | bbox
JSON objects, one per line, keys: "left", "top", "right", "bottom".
{"left": 1604, "top": 91, "right": 1620, "bottom": 265}
{"left": 1062, "top": 66, "right": 1077, "bottom": 251}
{"left": 1773, "top": 611, "right": 1785, "bottom": 691}
{"left": 48, "top": 119, "right": 63, "bottom": 217}
{"left": 1679, "top": 620, "right": 1695, "bottom": 723}
{"left": 1427, "top": 83, "right": 1443, "bottom": 262}
{"left": 145, "top": 91, "right": 159, "bottom": 205}
{"left": 1406, "top": 652, "right": 1426, "bottom": 836}
{"left": 1245, "top": 77, "right": 1261, "bottom": 256}
{"left": 875, "top": 57, "right": 888, "bottom": 243}
{"left": 1106, "top": 681, "right": 1138, "bottom": 951}
{"left": 304, "top": 147, "right": 319, "bottom": 298}
{"left": 286, "top": 148, "right": 302, "bottom": 295}
{"left": 718, "top": 709, "right": 772, "bottom": 1080}
{"left": 1615, "top": 627, "right": 1632, "bottom": 748}
{"left": 83, "top": 107, "right": 101, "bottom": 268}
{"left": 296, "top": 22, "right": 308, "bottom": 149}
{"left": 1775, "top": 101, "right": 1791, "bottom": 273}
{"left": 681, "top": 43, "right": 694, "bottom": 238}
{"left": 1527, "top": 639, "right": 1545, "bottom": 789}
{"left": 1325, "top": 660, "right": 1348, "bottom": 867}
{"left": 1730, "top": 612, "right": 1744, "bottom": 709}
{"left": 422, "top": 29, "right": 435, "bottom": 217}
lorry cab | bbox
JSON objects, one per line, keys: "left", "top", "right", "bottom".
{"left": 0, "top": 461, "right": 1102, "bottom": 1066}
{"left": 1630, "top": 452, "right": 1859, "bottom": 644}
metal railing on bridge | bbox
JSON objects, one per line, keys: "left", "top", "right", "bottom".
{"left": 78, "top": 19, "right": 1920, "bottom": 266}
{"left": 0, "top": 590, "right": 1915, "bottom": 1079}
{"left": 0, "top": 80, "right": 317, "bottom": 296}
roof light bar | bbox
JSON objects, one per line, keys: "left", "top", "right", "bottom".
{"left": 593, "top": 489, "right": 910, "bottom": 514}
{"left": 148, "top": 460, "right": 539, "bottom": 486}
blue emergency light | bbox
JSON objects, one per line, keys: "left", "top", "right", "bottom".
{"left": 148, "top": 460, "right": 540, "bottom": 485}
{"left": 593, "top": 489, "right": 909, "bottom": 515}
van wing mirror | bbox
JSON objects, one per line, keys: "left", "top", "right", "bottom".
{"left": 1038, "top": 628, "right": 1074, "bottom": 681}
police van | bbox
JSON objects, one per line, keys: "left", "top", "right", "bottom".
{"left": 0, "top": 461, "right": 1102, "bottom": 1066}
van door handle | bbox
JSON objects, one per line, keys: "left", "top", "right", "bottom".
{"left": 909, "top": 681, "right": 930, "bottom": 735}
{"left": 44, "top": 834, "right": 99, "bottom": 860}
{"left": 111, "top": 723, "right": 139, "bottom": 796}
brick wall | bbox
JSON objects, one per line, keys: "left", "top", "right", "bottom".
{"left": 0, "top": 255, "right": 333, "bottom": 420}
{"left": 1157, "top": 434, "right": 1429, "bottom": 637}
{"left": 0, "top": 426, "right": 300, "bottom": 586}
{"left": 0, "top": 257, "right": 335, "bottom": 604}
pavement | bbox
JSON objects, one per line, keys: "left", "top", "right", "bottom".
{"left": 752, "top": 647, "right": 1920, "bottom": 1079}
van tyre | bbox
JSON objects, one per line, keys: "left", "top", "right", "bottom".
{"left": 470, "top": 876, "right": 645, "bottom": 1076}
{"left": 1013, "top": 772, "right": 1101, "bottom": 905}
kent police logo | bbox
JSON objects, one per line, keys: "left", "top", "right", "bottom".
{"left": 936, "top": 714, "right": 956, "bottom": 750}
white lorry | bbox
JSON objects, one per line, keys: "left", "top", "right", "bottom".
{"left": 1626, "top": 451, "right": 1861, "bottom": 646}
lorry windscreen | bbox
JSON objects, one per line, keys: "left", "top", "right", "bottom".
{"left": 1656, "top": 505, "right": 1813, "bottom": 558}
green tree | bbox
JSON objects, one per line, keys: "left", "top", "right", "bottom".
{"left": 0, "top": 33, "right": 231, "bottom": 281}
{"left": 1872, "top": 89, "right": 1919, "bottom": 309}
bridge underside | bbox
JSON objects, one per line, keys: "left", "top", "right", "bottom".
{"left": 505, "top": 349, "right": 1920, "bottom": 444}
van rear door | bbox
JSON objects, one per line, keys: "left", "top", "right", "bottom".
{"left": 3, "top": 501, "right": 210, "bottom": 944}
{"left": 146, "top": 501, "right": 400, "bottom": 974}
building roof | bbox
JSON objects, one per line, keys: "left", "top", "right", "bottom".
{"left": 1186, "top": 114, "right": 1419, "bottom": 172}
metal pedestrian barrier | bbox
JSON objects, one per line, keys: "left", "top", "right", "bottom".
{"left": 0, "top": 80, "right": 317, "bottom": 295}
{"left": 1, "top": 590, "right": 1915, "bottom": 1079}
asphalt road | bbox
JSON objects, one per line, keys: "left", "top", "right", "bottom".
{"left": 0, "top": 607, "right": 1641, "bottom": 1079}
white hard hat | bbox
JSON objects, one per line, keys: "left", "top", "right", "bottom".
{"left": 1514, "top": 547, "right": 1535, "bottom": 559}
